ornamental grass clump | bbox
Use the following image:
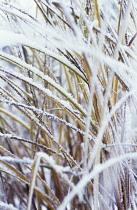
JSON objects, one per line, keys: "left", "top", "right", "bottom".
{"left": 0, "top": 0, "right": 137, "bottom": 209}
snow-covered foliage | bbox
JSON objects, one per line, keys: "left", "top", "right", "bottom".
{"left": 0, "top": 0, "right": 137, "bottom": 209}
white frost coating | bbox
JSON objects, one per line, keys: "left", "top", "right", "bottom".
{"left": 0, "top": 132, "right": 12, "bottom": 138}
{"left": 34, "top": 152, "right": 73, "bottom": 184}
{"left": 0, "top": 68, "right": 73, "bottom": 111}
{"left": 0, "top": 2, "right": 67, "bottom": 43}
{"left": 0, "top": 99, "right": 94, "bottom": 141}
{"left": 0, "top": 156, "right": 33, "bottom": 165}
{"left": 58, "top": 152, "right": 137, "bottom": 210}
{"left": 0, "top": 30, "right": 17, "bottom": 48}
{"left": 0, "top": 202, "right": 18, "bottom": 210}
{"left": 0, "top": 30, "right": 84, "bottom": 79}
{"left": 0, "top": 107, "right": 29, "bottom": 130}
{"left": 0, "top": 4, "right": 82, "bottom": 75}
{"left": 0, "top": 57, "right": 87, "bottom": 116}
{"left": 27, "top": 152, "right": 74, "bottom": 210}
